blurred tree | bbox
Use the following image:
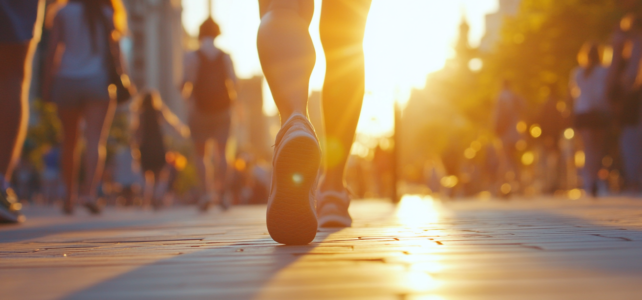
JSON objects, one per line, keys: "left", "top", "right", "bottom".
{"left": 479, "top": 0, "right": 627, "bottom": 112}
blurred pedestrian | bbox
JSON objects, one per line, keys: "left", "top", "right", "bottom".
{"left": 607, "top": 14, "right": 642, "bottom": 194}
{"left": 0, "top": 0, "right": 45, "bottom": 223}
{"left": 131, "top": 90, "right": 189, "bottom": 209}
{"left": 536, "top": 86, "right": 568, "bottom": 194}
{"left": 570, "top": 42, "right": 610, "bottom": 196}
{"left": 492, "top": 79, "right": 525, "bottom": 195}
{"left": 182, "top": 18, "right": 237, "bottom": 212}
{"left": 43, "top": 0, "right": 128, "bottom": 214}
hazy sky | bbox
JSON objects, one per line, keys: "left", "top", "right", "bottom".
{"left": 182, "top": 0, "right": 499, "bottom": 134}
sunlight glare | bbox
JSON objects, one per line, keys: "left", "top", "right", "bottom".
{"left": 396, "top": 195, "right": 440, "bottom": 227}
{"left": 406, "top": 271, "right": 442, "bottom": 292}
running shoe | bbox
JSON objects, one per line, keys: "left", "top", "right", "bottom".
{"left": 317, "top": 189, "right": 352, "bottom": 228}
{"left": 0, "top": 178, "right": 25, "bottom": 223}
{"left": 266, "top": 114, "right": 320, "bottom": 245}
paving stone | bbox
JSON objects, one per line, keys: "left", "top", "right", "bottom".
{"left": 1, "top": 198, "right": 642, "bottom": 299}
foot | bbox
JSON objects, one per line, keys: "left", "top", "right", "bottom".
{"left": 62, "top": 201, "right": 74, "bottom": 215}
{"left": 266, "top": 114, "right": 320, "bottom": 245}
{"left": 79, "top": 196, "right": 102, "bottom": 215}
{"left": 317, "top": 189, "right": 352, "bottom": 228}
{"left": 0, "top": 180, "right": 25, "bottom": 223}
{"left": 197, "top": 193, "right": 217, "bottom": 212}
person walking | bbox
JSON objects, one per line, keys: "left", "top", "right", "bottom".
{"left": 182, "top": 18, "right": 237, "bottom": 212}
{"left": 607, "top": 14, "right": 642, "bottom": 194}
{"left": 492, "top": 79, "right": 525, "bottom": 196}
{"left": 44, "top": 0, "right": 128, "bottom": 214}
{"left": 131, "top": 90, "right": 189, "bottom": 209}
{"left": 0, "top": 0, "right": 45, "bottom": 223}
{"left": 570, "top": 42, "right": 610, "bottom": 196}
{"left": 257, "top": 0, "right": 372, "bottom": 245}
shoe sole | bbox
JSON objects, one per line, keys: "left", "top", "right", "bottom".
{"left": 267, "top": 132, "right": 320, "bottom": 245}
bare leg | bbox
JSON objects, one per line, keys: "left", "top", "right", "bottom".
{"left": 154, "top": 166, "right": 170, "bottom": 207}
{"left": 143, "top": 170, "right": 155, "bottom": 206}
{"left": 212, "top": 140, "right": 228, "bottom": 195}
{"left": 80, "top": 100, "right": 116, "bottom": 201}
{"left": 0, "top": 41, "right": 38, "bottom": 180}
{"left": 257, "top": 0, "right": 315, "bottom": 123}
{"left": 318, "top": 0, "right": 372, "bottom": 192}
{"left": 258, "top": 0, "right": 321, "bottom": 244}
{"left": 194, "top": 140, "right": 214, "bottom": 196}
{"left": 58, "top": 107, "right": 82, "bottom": 209}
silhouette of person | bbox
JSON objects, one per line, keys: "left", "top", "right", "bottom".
{"left": 257, "top": 0, "right": 372, "bottom": 244}
{"left": 44, "top": 0, "right": 128, "bottom": 215}
{"left": 492, "top": 79, "right": 525, "bottom": 195}
{"left": 570, "top": 42, "right": 610, "bottom": 196}
{"left": 0, "top": 0, "right": 45, "bottom": 223}
{"left": 131, "top": 90, "right": 189, "bottom": 209}
{"left": 182, "top": 18, "right": 238, "bottom": 211}
{"left": 607, "top": 13, "right": 642, "bottom": 194}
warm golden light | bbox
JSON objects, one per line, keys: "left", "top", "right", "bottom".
{"left": 396, "top": 195, "right": 440, "bottom": 226}
{"left": 575, "top": 151, "right": 585, "bottom": 168}
{"left": 564, "top": 128, "right": 575, "bottom": 139}
{"left": 406, "top": 271, "right": 441, "bottom": 292}
{"left": 530, "top": 124, "right": 542, "bottom": 138}
{"left": 471, "top": 141, "right": 482, "bottom": 151}
{"left": 515, "top": 140, "right": 527, "bottom": 151}
{"left": 464, "top": 148, "right": 476, "bottom": 159}
{"left": 500, "top": 183, "right": 512, "bottom": 194}
{"left": 516, "top": 121, "right": 527, "bottom": 133}
{"left": 478, "top": 191, "right": 491, "bottom": 200}
{"left": 521, "top": 151, "right": 535, "bottom": 166}
{"left": 468, "top": 58, "right": 483, "bottom": 72}
{"left": 440, "top": 176, "right": 458, "bottom": 188}
{"left": 568, "top": 189, "right": 582, "bottom": 200}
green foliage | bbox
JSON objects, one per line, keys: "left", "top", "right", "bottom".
{"left": 480, "top": 0, "right": 624, "bottom": 109}
{"left": 25, "top": 100, "right": 62, "bottom": 170}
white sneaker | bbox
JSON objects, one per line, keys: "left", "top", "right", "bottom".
{"left": 317, "top": 189, "right": 352, "bottom": 228}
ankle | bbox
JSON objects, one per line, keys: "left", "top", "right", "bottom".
{"left": 280, "top": 111, "right": 308, "bottom": 126}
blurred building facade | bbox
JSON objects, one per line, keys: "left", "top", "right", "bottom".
{"left": 123, "top": 0, "right": 186, "bottom": 119}
{"left": 233, "top": 76, "right": 272, "bottom": 161}
{"left": 479, "top": 0, "right": 521, "bottom": 52}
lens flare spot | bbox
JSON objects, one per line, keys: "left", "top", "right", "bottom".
{"left": 568, "top": 189, "right": 582, "bottom": 200}
{"left": 521, "top": 151, "right": 535, "bottom": 166}
{"left": 292, "top": 173, "right": 304, "bottom": 185}
{"left": 575, "top": 151, "right": 585, "bottom": 168}
{"left": 464, "top": 148, "right": 476, "bottom": 159}
{"left": 500, "top": 183, "right": 512, "bottom": 194}
{"left": 530, "top": 124, "right": 542, "bottom": 138}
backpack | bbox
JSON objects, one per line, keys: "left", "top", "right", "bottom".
{"left": 192, "top": 50, "right": 231, "bottom": 113}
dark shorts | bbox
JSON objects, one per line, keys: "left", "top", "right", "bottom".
{"left": 0, "top": 0, "right": 41, "bottom": 43}
{"left": 188, "top": 109, "right": 231, "bottom": 145}
{"left": 51, "top": 73, "right": 111, "bottom": 108}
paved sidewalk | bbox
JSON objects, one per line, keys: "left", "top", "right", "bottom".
{"left": 2, "top": 197, "right": 642, "bottom": 300}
